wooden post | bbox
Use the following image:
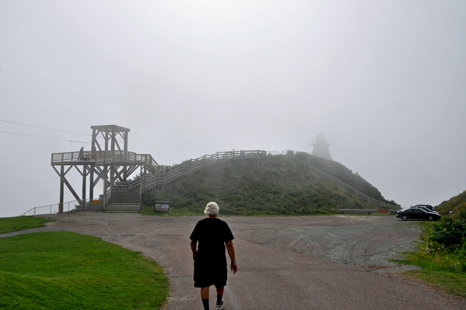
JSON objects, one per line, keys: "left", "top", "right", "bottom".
{"left": 90, "top": 127, "right": 97, "bottom": 200}
{"left": 103, "top": 130, "right": 109, "bottom": 207}
{"left": 82, "top": 166, "right": 87, "bottom": 210}
{"left": 89, "top": 168, "right": 94, "bottom": 200}
{"left": 103, "top": 153, "right": 108, "bottom": 207}
{"left": 123, "top": 130, "right": 128, "bottom": 181}
{"left": 110, "top": 128, "right": 115, "bottom": 185}
{"left": 59, "top": 164, "right": 64, "bottom": 214}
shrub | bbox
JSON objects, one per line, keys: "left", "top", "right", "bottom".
{"left": 428, "top": 217, "right": 466, "bottom": 254}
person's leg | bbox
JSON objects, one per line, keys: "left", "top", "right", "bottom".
{"left": 216, "top": 287, "right": 224, "bottom": 296}
{"left": 214, "top": 266, "right": 227, "bottom": 308}
{"left": 201, "top": 286, "right": 210, "bottom": 299}
{"left": 201, "top": 287, "right": 210, "bottom": 310}
{"left": 215, "top": 287, "right": 224, "bottom": 307}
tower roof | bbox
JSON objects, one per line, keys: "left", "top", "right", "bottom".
{"left": 91, "top": 125, "right": 130, "bottom": 133}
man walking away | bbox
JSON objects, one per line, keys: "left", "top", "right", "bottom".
{"left": 190, "top": 202, "right": 238, "bottom": 310}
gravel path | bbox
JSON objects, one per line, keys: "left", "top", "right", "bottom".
{"left": 2, "top": 212, "right": 465, "bottom": 309}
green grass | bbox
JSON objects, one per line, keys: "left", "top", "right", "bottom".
{"left": 0, "top": 216, "right": 54, "bottom": 234}
{"left": 436, "top": 190, "right": 466, "bottom": 217}
{"left": 0, "top": 231, "right": 169, "bottom": 309}
{"left": 401, "top": 268, "right": 466, "bottom": 298}
{"left": 393, "top": 222, "right": 466, "bottom": 298}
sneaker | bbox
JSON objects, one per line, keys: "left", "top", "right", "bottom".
{"left": 216, "top": 299, "right": 224, "bottom": 310}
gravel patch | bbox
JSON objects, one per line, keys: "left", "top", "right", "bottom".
{"left": 234, "top": 215, "right": 422, "bottom": 275}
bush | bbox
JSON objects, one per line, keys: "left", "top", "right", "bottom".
{"left": 428, "top": 217, "right": 466, "bottom": 254}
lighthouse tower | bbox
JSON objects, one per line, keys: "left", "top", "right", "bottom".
{"left": 312, "top": 134, "right": 332, "bottom": 160}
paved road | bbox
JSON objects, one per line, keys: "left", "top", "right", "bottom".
{"left": 2, "top": 213, "right": 465, "bottom": 309}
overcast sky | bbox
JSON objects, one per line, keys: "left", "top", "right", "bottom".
{"left": 1, "top": 0, "right": 465, "bottom": 217}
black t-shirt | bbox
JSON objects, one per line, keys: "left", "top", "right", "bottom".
{"left": 190, "top": 218, "right": 234, "bottom": 260}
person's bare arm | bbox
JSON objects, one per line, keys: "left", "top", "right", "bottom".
{"left": 190, "top": 239, "right": 197, "bottom": 261}
{"left": 226, "top": 241, "right": 237, "bottom": 274}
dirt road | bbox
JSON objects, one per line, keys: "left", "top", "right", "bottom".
{"left": 2, "top": 213, "right": 465, "bottom": 309}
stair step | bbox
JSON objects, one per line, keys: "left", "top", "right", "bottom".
{"left": 106, "top": 203, "right": 140, "bottom": 213}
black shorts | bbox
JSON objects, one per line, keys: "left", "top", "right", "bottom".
{"left": 193, "top": 258, "right": 227, "bottom": 288}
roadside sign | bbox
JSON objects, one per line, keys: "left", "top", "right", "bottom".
{"left": 155, "top": 201, "right": 170, "bottom": 212}
{"left": 377, "top": 209, "right": 388, "bottom": 213}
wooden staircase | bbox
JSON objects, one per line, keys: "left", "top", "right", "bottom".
{"left": 104, "top": 150, "right": 268, "bottom": 213}
{"left": 106, "top": 188, "right": 140, "bottom": 213}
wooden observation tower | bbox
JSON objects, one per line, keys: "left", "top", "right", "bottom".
{"left": 51, "top": 125, "right": 159, "bottom": 213}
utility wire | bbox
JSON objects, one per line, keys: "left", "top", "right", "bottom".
{"left": 0, "top": 120, "right": 125, "bottom": 144}
{"left": 0, "top": 130, "right": 89, "bottom": 143}
{"left": 0, "top": 119, "right": 91, "bottom": 136}
{"left": 1, "top": 129, "right": 124, "bottom": 147}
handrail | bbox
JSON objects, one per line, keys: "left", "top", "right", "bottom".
{"left": 20, "top": 199, "right": 84, "bottom": 216}
{"left": 51, "top": 151, "right": 160, "bottom": 169}
{"left": 111, "top": 150, "right": 267, "bottom": 193}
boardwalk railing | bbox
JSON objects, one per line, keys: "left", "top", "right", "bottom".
{"left": 51, "top": 151, "right": 159, "bottom": 172}
{"left": 109, "top": 150, "right": 267, "bottom": 196}
{"left": 20, "top": 198, "right": 106, "bottom": 216}
{"left": 21, "top": 200, "right": 82, "bottom": 216}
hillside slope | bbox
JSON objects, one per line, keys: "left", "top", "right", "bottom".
{"left": 292, "top": 152, "right": 389, "bottom": 202}
{"left": 144, "top": 153, "right": 395, "bottom": 215}
{"left": 436, "top": 190, "right": 466, "bottom": 219}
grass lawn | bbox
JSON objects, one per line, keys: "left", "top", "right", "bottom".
{"left": 401, "top": 269, "right": 466, "bottom": 297}
{"left": 0, "top": 220, "right": 169, "bottom": 309}
{"left": 392, "top": 222, "right": 466, "bottom": 298}
{"left": 0, "top": 216, "right": 54, "bottom": 234}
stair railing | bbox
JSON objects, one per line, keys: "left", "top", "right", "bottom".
{"left": 111, "top": 150, "right": 267, "bottom": 194}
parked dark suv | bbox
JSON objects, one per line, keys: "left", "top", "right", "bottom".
{"left": 396, "top": 207, "right": 441, "bottom": 221}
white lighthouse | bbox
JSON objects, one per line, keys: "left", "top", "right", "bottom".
{"left": 312, "top": 134, "right": 332, "bottom": 160}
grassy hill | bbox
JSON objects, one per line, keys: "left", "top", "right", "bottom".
{"left": 435, "top": 189, "right": 466, "bottom": 219}
{"left": 143, "top": 152, "right": 396, "bottom": 215}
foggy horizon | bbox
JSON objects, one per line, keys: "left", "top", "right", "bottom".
{"left": 1, "top": 1, "right": 465, "bottom": 217}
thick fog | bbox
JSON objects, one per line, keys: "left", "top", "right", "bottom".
{"left": 1, "top": 1, "right": 465, "bottom": 217}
